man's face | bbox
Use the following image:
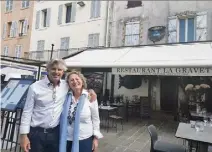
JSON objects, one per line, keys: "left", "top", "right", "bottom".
{"left": 48, "top": 64, "right": 64, "bottom": 83}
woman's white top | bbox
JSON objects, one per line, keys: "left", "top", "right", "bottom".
{"left": 67, "top": 89, "right": 103, "bottom": 141}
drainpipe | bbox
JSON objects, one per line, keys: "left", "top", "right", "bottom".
{"left": 103, "top": 1, "right": 110, "bottom": 96}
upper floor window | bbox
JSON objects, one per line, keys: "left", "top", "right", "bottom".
{"left": 127, "top": 1, "right": 142, "bottom": 8}
{"left": 22, "top": 0, "right": 29, "bottom": 9}
{"left": 19, "top": 19, "right": 28, "bottom": 36}
{"left": 9, "top": 21, "right": 18, "bottom": 38}
{"left": 124, "top": 21, "right": 140, "bottom": 46}
{"left": 168, "top": 12, "right": 207, "bottom": 43}
{"left": 57, "top": 2, "right": 76, "bottom": 25}
{"left": 60, "top": 37, "right": 70, "bottom": 50}
{"left": 3, "top": 46, "right": 9, "bottom": 56}
{"left": 5, "top": 0, "right": 13, "bottom": 12}
{"left": 15, "top": 45, "right": 22, "bottom": 58}
{"left": 90, "top": 0, "right": 101, "bottom": 18}
{"left": 35, "top": 8, "right": 51, "bottom": 29}
{"left": 88, "top": 33, "right": 99, "bottom": 47}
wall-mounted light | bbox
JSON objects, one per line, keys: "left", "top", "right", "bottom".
{"left": 77, "top": 1, "right": 85, "bottom": 7}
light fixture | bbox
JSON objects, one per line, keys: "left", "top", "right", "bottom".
{"left": 77, "top": 1, "right": 85, "bottom": 7}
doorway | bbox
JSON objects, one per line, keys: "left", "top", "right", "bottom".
{"left": 160, "top": 76, "right": 178, "bottom": 113}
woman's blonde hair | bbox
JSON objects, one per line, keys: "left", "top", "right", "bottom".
{"left": 66, "top": 70, "right": 87, "bottom": 89}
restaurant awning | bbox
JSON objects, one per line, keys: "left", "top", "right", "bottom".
{"left": 65, "top": 42, "right": 212, "bottom": 68}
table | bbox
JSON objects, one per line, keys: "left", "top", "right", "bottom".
{"left": 190, "top": 111, "right": 212, "bottom": 118}
{"left": 99, "top": 106, "right": 118, "bottom": 132}
{"left": 175, "top": 122, "right": 212, "bottom": 152}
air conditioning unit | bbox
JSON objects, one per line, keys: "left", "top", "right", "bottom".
{"left": 19, "top": 33, "right": 23, "bottom": 37}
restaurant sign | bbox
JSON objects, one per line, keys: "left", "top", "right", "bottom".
{"left": 112, "top": 67, "right": 212, "bottom": 76}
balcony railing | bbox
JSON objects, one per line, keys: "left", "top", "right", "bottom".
{"left": 24, "top": 48, "right": 86, "bottom": 61}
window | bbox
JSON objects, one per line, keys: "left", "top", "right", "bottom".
{"left": 15, "top": 45, "right": 22, "bottom": 58}
{"left": 22, "top": 0, "right": 29, "bottom": 8}
{"left": 2, "top": 23, "right": 7, "bottom": 39}
{"left": 37, "top": 40, "right": 45, "bottom": 51}
{"left": 5, "top": 0, "right": 13, "bottom": 12}
{"left": 168, "top": 12, "right": 207, "bottom": 43}
{"left": 124, "top": 21, "right": 140, "bottom": 46}
{"left": 57, "top": 3, "right": 76, "bottom": 25}
{"left": 3, "top": 46, "right": 9, "bottom": 56}
{"left": 90, "top": 0, "right": 101, "bottom": 18}
{"left": 127, "top": 1, "right": 142, "bottom": 8}
{"left": 8, "top": 21, "right": 17, "bottom": 38}
{"left": 88, "top": 33, "right": 99, "bottom": 47}
{"left": 65, "top": 4, "right": 72, "bottom": 23}
{"left": 19, "top": 19, "right": 28, "bottom": 36}
{"left": 179, "top": 18, "right": 195, "bottom": 42}
{"left": 60, "top": 37, "right": 70, "bottom": 49}
{"left": 35, "top": 8, "right": 51, "bottom": 29}
{"left": 36, "top": 40, "right": 45, "bottom": 59}
{"left": 42, "top": 9, "right": 47, "bottom": 27}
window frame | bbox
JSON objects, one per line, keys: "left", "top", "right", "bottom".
{"left": 22, "top": 0, "right": 29, "bottom": 9}
{"left": 124, "top": 21, "right": 140, "bottom": 46}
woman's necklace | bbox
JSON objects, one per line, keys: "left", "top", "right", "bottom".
{"left": 67, "top": 99, "right": 79, "bottom": 125}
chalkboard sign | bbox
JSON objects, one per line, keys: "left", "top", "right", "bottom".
{"left": 148, "top": 26, "right": 166, "bottom": 43}
{"left": 1, "top": 78, "right": 35, "bottom": 111}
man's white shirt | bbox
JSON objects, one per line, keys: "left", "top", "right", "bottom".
{"left": 20, "top": 77, "right": 68, "bottom": 134}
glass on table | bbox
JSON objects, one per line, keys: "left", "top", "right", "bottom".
{"left": 203, "top": 116, "right": 208, "bottom": 126}
{"left": 190, "top": 120, "right": 195, "bottom": 128}
{"left": 195, "top": 121, "right": 204, "bottom": 132}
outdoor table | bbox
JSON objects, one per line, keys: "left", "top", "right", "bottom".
{"left": 175, "top": 122, "right": 212, "bottom": 152}
{"left": 99, "top": 106, "right": 118, "bottom": 132}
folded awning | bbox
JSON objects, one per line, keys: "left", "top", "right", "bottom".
{"left": 65, "top": 42, "right": 212, "bottom": 68}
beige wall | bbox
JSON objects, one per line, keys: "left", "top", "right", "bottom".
{"left": 1, "top": 0, "right": 34, "bottom": 58}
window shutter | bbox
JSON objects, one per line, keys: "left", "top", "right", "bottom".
{"left": 58, "top": 5, "right": 63, "bottom": 25}
{"left": 2, "top": 23, "right": 7, "bottom": 39}
{"left": 18, "top": 46, "right": 22, "bottom": 58}
{"left": 35, "top": 11, "right": 40, "bottom": 29}
{"left": 5, "top": 1, "right": 9, "bottom": 12}
{"left": 65, "top": 37, "right": 70, "bottom": 49}
{"left": 13, "top": 21, "right": 18, "bottom": 37}
{"left": 95, "top": 0, "right": 101, "bottom": 18}
{"left": 23, "top": 19, "right": 28, "bottom": 34}
{"left": 15, "top": 46, "right": 18, "bottom": 57}
{"left": 196, "top": 12, "right": 207, "bottom": 41}
{"left": 168, "top": 16, "right": 177, "bottom": 43}
{"left": 22, "top": 0, "right": 25, "bottom": 8}
{"left": 10, "top": 21, "right": 14, "bottom": 37}
{"left": 71, "top": 2, "right": 76, "bottom": 22}
{"left": 46, "top": 8, "right": 51, "bottom": 27}
{"left": 88, "top": 34, "right": 94, "bottom": 47}
{"left": 3, "top": 46, "right": 9, "bottom": 56}
{"left": 60, "top": 38, "right": 65, "bottom": 49}
{"left": 90, "top": 1, "right": 95, "bottom": 18}
{"left": 9, "top": 0, "right": 13, "bottom": 11}
{"left": 94, "top": 34, "right": 99, "bottom": 47}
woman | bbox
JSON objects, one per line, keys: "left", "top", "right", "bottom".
{"left": 59, "top": 71, "right": 103, "bottom": 152}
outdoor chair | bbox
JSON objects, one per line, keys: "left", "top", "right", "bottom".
{"left": 147, "top": 125, "right": 186, "bottom": 152}
{"left": 109, "top": 109, "right": 123, "bottom": 132}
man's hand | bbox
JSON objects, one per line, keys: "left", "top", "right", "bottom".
{"left": 88, "top": 89, "right": 97, "bottom": 103}
{"left": 20, "top": 134, "right": 31, "bottom": 152}
{"left": 92, "top": 137, "right": 98, "bottom": 152}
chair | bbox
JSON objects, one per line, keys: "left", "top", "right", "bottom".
{"left": 109, "top": 109, "right": 123, "bottom": 132}
{"left": 147, "top": 125, "right": 186, "bottom": 152}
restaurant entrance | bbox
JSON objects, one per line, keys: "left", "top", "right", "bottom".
{"left": 160, "top": 76, "right": 178, "bottom": 113}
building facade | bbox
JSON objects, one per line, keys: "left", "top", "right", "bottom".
{"left": 106, "top": 1, "right": 212, "bottom": 112}
{"left": 1, "top": 0, "right": 34, "bottom": 58}
{"left": 29, "top": 1, "right": 110, "bottom": 61}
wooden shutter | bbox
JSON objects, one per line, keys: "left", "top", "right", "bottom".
{"left": 3, "top": 46, "right": 9, "bottom": 56}
{"left": 13, "top": 21, "right": 18, "bottom": 37}
{"left": 65, "top": 37, "right": 70, "bottom": 49}
{"left": 58, "top": 5, "right": 63, "bottom": 25}
{"left": 94, "top": 34, "right": 99, "bottom": 47}
{"left": 46, "top": 8, "right": 51, "bottom": 27}
{"left": 90, "top": 1, "right": 95, "bottom": 18}
{"left": 88, "top": 34, "right": 94, "bottom": 47}
{"left": 2, "top": 23, "right": 7, "bottom": 39}
{"left": 95, "top": 0, "right": 101, "bottom": 18}
{"left": 35, "top": 11, "right": 40, "bottom": 29}
{"left": 196, "top": 12, "right": 207, "bottom": 41}
{"left": 23, "top": 19, "right": 28, "bottom": 34}
{"left": 71, "top": 2, "right": 76, "bottom": 22}
{"left": 168, "top": 16, "right": 177, "bottom": 43}
{"left": 10, "top": 21, "right": 14, "bottom": 37}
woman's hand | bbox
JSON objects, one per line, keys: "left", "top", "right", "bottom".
{"left": 92, "top": 137, "right": 98, "bottom": 152}
{"left": 88, "top": 89, "right": 97, "bottom": 103}
{"left": 20, "top": 134, "right": 31, "bottom": 152}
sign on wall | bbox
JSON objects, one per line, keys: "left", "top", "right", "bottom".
{"left": 112, "top": 67, "right": 212, "bottom": 76}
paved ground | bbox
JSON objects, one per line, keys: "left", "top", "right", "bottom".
{"left": 1, "top": 112, "right": 184, "bottom": 152}
{"left": 98, "top": 112, "right": 183, "bottom": 152}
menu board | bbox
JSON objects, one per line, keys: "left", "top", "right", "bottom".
{"left": 1, "top": 79, "right": 35, "bottom": 111}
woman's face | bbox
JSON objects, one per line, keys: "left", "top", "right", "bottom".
{"left": 68, "top": 74, "right": 83, "bottom": 91}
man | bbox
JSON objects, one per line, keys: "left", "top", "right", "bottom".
{"left": 20, "top": 59, "right": 97, "bottom": 152}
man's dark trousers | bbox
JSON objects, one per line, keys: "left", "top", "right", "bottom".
{"left": 28, "top": 126, "right": 59, "bottom": 152}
